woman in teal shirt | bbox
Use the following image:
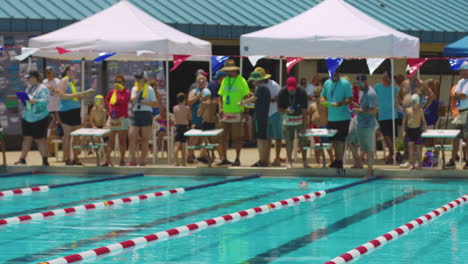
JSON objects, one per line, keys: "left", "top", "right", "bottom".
{"left": 14, "top": 71, "right": 50, "bottom": 166}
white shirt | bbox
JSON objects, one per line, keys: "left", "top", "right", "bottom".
{"left": 266, "top": 79, "right": 280, "bottom": 117}
{"left": 305, "top": 84, "right": 315, "bottom": 97}
{"left": 42, "top": 77, "right": 60, "bottom": 112}
{"left": 455, "top": 78, "right": 468, "bottom": 110}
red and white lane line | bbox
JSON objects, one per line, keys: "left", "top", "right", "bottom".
{"left": 324, "top": 194, "right": 468, "bottom": 264}
{"left": 0, "top": 188, "right": 185, "bottom": 226}
{"left": 39, "top": 191, "right": 327, "bottom": 264}
{"left": 0, "top": 186, "right": 49, "bottom": 197}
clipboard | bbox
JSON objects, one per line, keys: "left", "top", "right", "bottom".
{"left": 15, "top": 92, "right": 29, "bottom": 106}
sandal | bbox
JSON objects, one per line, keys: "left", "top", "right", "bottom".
{"left": 119, "top": 160, "right": 126, "bottom": 166}
{"left": 72, "top": 160, "right": 83, "bottom": 166}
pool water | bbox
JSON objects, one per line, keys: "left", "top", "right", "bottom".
{"left": 0, "top": 174, "right": 466, "bottom": 264}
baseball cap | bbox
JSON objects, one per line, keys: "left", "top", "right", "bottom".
{"left": 195, "top": 69, "right": 208, "bottom": 76}
{"left": 213, "top": 71, "right": 227, "bottom": 80}
{"left": 45, "top": 66, "right": 54, "bottom": 73}
{"left": 25, "top": 71, "right": 40, "bottom": 80}
{"left": 134, "top": 71, "right": 147, "bottom": 79}
{"left": 286, "top": 77, "right": 297, "bottom": 91}
{"left": 356, "top": 75, "right": 367, "bottom": 81}
{"left": 411, "top": 94, "right": 420, "bottom": 104}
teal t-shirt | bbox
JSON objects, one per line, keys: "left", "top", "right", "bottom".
{"left": 374, "top": 83, "right": 399, "bottom": 121}
{"left": 321, "top": 78, "right": 352, "bottom": 122}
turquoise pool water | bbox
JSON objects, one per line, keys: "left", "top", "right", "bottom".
{"left": 0, "top": 174, "right": 466, "bottom": 264}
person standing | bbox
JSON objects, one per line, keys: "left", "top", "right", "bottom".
{"left": 128, "top": 71, "right": 157, "bottom": 166}
{"left": 402, "top": 94, "right": 427, "bottom": 170}
{"left": 173, "top": 93, "right": 191, "bottom": 167}
{"left": 451, "top": 62, "right": 468, "bottom": 169}
{"left": 43, "top": 66, "right": 61, "bottom": 157}
{"left": 14, "top": 71, "right": 50, "bottom": 166}
{"left": 240, "top": 71, "right": 271, "bottom": 167}
{"left": 105, "top": 74, "right": 130, "bottom": 166}
{"left": 374, "top": 71, "right": 400, "bottom": 164}
{"left": 217, "top": 59, "right": 250, "bottom": 166}
{"left": 187, "top": 75, "right": 207, "bottom": 163}
{"left": 320, "top": 71, "right": 353, "bottom": 169}
{"left": 278, "top": 77, "right": 309, "bottom": 169}
{"left": 58, "top": 66, "right": 93, "bottom": 166}
{"left": 347, "top": 75, "right": 378, "bottom": 177}
{"left": 207, "top": 70, "right": 226, "bottom": 104}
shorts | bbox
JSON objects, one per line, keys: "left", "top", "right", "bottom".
{"left": 96, "top": 126, "right": 109, "bottom": 142}
{"left": 378, "top": 119, "right": 400, "bottom": 137}
{"left": 255, "top": 119, "right": 268, "bottom": 140}
{"left": 405, "top": 127, "right": 422, "bottom": 145}
{"left": 328, "top": 120, "right": 350, "bottom": 142}
{"left": 195, "top": 122, "right": 215, "bottom": 131}
{"left": 22, "top": 116, "right": 49, "bottom": 139}
{"left": 283, "top": 125, "right": 308, "bottom": 146}
{"left": 59, "top": 108, "right": 81, "bottom": 126}
{"left": 452, "top": 110, "right": 468, "bottom": 139}
{"left": 347, "top": 126, "right": 375, "bottom": 152}
{"left": 108, "top": 118, "right": 129, "bottom": 131}
{"left": 175, "top": 124, "right": 188, "bottom": 143}
{"left": 311, "top": 125, "right": 330, "bottom": 144}
{"left": 267, "top": 112, "right": 283, "bottom": 139}
{"left": 222, "top": 121, "right": 243, "bottom": 140}
{"left": 131, "top": 111, "right": 153, "bottom": 127}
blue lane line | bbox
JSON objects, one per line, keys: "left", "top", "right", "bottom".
{"left": 184, "top": 174, "right": 260, "bottom": 192}
{"left": 49, "top": 173, "right": 144, "bottom": 189}
{"left": 0, "top": 171, "right": 37, "bottom": 178}
{"left": 325, "top": 176, "right": 379, "bottom": 193}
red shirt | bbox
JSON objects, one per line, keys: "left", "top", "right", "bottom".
{"left": 105, "top": 88, "right": 131, "bottom": 119}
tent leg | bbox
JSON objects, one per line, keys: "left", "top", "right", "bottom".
{"left": 391, "top": 58, "right": 396, "bottom": 165}
{"left": 209, "top": 57, "right": 212, "bottom": 82}
{"left": 165, "top": 60, "right": 172, "bottom": 165}
{"left": 240, "top": 56, "right": 243, "bottom": 77}
{"left": 279, "top": 57, "right": 283, "bottom": 86}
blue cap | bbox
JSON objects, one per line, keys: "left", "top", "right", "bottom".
{"left": 213, "top": 71, "right": 227, "bottom": 80}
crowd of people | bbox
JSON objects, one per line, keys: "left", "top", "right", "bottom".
{"left": 10, "top": 59, "right": 468, "bottom": 174}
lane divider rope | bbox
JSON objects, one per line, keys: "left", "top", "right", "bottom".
{"left": 38, "top": 176, "right": 378, "bottom": 264}
{"left": 0, "top": 186, "right": 49, "bottom": 197}
{"left": 0, "top": 174, "right": 259, "bottom": 226}
{"left": 324, "top": 194, "right": 468, "bottom": 264}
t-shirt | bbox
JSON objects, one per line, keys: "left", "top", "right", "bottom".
{"left": 305, "top": 84, "right": 315, "bottom": 97}
{"left": 357, "top": 87, "right": 378, "bottom": 129}
{"left": 207, "top": 80, "right": 220, "bottom": 99}
{"left": 321, "top": 78, "right": 353, "bottom": 122}
{"left": 455, "top": 78, "right": 468, "bottom": 110}
{"left": 131, "top": 85, "right": 156, "bottom": 112}
{"left": 266, "top": 79, "right": 280, "bottom": 117}
{"left": 218, "top": 75, "right": 250, "bottom": 113}
{"left": 23, "top": 84, "right": 50, "bottom": 123}
{"left": 42, "top": 78, "right": 60, "bottom": 112}
{"left": 254, "top": 84, "right": 271, "bottom": 121}
{"left": 105, "top": 88, "right": 131, "bottom": 119}
{"left": 278, "top": 87, "right": 308, "bottom": 116}
{"left": 374, "top": 83, "right": 399, "bottom": 121}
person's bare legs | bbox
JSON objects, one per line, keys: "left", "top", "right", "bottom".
{"left": 365, "top": 150, "right": 374, "bottom": 178}
{"left": 285, "top": 138, "right": 294, "bottom": 169}
{"left": 408, "top": 142, "right": 415, "bottom": 170}
{"left": 174, "top": 142, "right": 180, "bottom": 166}
{"left": 332, "top": 141, "right": 346, "bottom": 166}
{"left": 327, "top": 148, "right": 334, "bottom": 162}
{"left": 349, "top": 143, "right": 362, "bottom": 168}
{"left": 416, "top": 144, "right": 423, "bottom": 169}
{"left": 128, "top": 126, "right": 139, "bottom": 164}
{"left": 181, "top": 142, "right": 187, "bottom": 166}
{"left": 117, "top": 130, "right": 127, "bottom": 163}
{"left": 70, "top": 125, "right": 81, "bottom": 162}
{"left": 234, "top": 138, "right": 242, "bottom": 162}
{"left": 19, "top": 136, "right": 33, "bottom": 160}
{"left": 256, "top": 139, "right": 263, "bottom": 164}
{"left": 314, "top": 149, "right": 321, "bottom": 164}
{"left": 139, "top": 126, "right": 151, "bottom": 165}
{"left": 451, "top": 138, "right": 460, "bottom": 161}
{"left": 35, "top": 138, "right": 47, "bottom": 159}
{"left": 1, "top": 140, "right": 6, "bottom": 166}
{"left": 300, "top": 139, "right": 310, "bottom": 168}
{"left": 383, "top": 135, "right": 394, "bottom": 161}
{"left": 62, "top": 124, "right": 73, "bottom": 162}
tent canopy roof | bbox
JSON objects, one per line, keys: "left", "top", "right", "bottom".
{"left": 444, "top": 35, "right": 468, "bottom": 57}
{"left": 240, "top": 0, "right": 419, "bottom": 58}
{"left": 28, "top": 0, "right": 211, "bottom": 61}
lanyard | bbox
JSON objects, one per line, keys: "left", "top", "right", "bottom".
{"left": 330, "top": 82, "right": 338, "bottom": 102}
{"left": 226, "top": 76, "right": 237, "bottom": 96}
{"left": 288, "top": 93, "right": 296, "bottom": 108}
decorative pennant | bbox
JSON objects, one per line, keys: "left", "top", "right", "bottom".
{"left": 286, "top": 57, "right": 304, "bottom": 74}
{"left": 137, "top": 50, "right": 156, "bottom": 56}
{"left": 170, "top": 55, "right": 191, "bottom": 72}
{"left": 325, "top": 57, "right": 345, "bottom": 79}
{"left": 0, "top": 46, "right": 3, "bottom": 56}
{"left": 366, "top": 58, "right": 386, "bottom": 75}
{"left": 15, "top": 47, "right": 39, "bottom": 61}
{"left": 94, "top": 52, "right": 116, "bottom": 62}
{"left": 448, "top": 58, "right": 468, "bottom": 71}
{"left": 211, "top": 56, "right": 229, "bottom": 73}
{"left": 407, "top": 58, "right": 428, "bottom": 78}
{"left": 247, "top": 55, "right": 264, "bottom": 67}
{"left": 56, "top": 47, "right": 71, "bottom": 54}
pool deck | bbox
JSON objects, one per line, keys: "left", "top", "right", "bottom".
{"left": 1, "top": 149, "right": 468, "bottom": 179}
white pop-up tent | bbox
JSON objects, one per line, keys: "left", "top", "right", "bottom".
{"left": 28, "top": 0, "right": 212, "bottom": 164}
{"left": 240, "top": 0, "right": 418, "bottom": 58}
{"left": 241, "top": 0, "right": 420, "bottom": 165}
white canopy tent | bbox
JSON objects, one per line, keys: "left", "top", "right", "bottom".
{"left": 240, "top": 0, "right": 420, "bottom": 165}
{"left": 28, "top": 0, "right": 212, "bottom": 164}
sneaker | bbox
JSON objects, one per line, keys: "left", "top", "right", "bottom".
{"left": 251, "top": 161, "right": 263, "bottom": 167}
{"left": 336, "top": 160, "right": 343, "bottom": 169}
{"left": 65, "top": 160, "right": 74, "bottom": 166}
{"left": 329, "top": 160, "right": 338, "bottom": 168}
{"left": 42, "top": 157, "right": 49, "bottom": 167}
{"left": 400, "top": 161, "right": 410, "bottom": 168}
{"left": 445, "top": 159, "right": 456, "bottom": 169}
{"left": 232, "top": 159, "right": 241, "bottom": 166}
{"left": 72, "top": 160, "right": 83, "bottom": 166}
{"left": 216, "top": 160, "right": 232, "bottom": 166}
{"left": 14, "top": 159, "right": 27, "bottom": 165}
{"left": 197, "top": 157, "right": 209, "bottom": 164}
{"left": 119, "top": 160, "right": 126, "bottom": 166}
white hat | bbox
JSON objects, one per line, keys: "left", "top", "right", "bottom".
{"left": 411, "top": 94, "right": 420, "bottom": 104}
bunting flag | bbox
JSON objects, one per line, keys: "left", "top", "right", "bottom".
{"left": 56, "top": 47, "right": 71, "bottom": 54}
{"left": 448, "top": 58, "right": 468, "bottom": 71}
{"left": 407, "top": 58, "right": 428, "bottom": 78}
{"left": 286, "top": 57, "right": 304, "bottom": 74}
{"left": 94, "top": 52, "right": 116, "bottom": 62}
{"left": 0, "top": 46, "right": 3, "bottom": 56}
{"left": 211, "top": 56, "right": 229, "bottom": 73}
{"left": 247, "top": 55, "right": 264, "bottom": 67}
{"left": 15, "top": 47, "right": 39, "bottom": 61}
{"left": 170, "top": 55, "right": 191, "bottom": 72}
{"left": 366, "top": 58, "right": 386, "bottom": 75}
{"left": 137, "top": 50, "right": 156, "bottom": 56}
{"left": 325, "top": 57, "right": 345, "bottom": 79}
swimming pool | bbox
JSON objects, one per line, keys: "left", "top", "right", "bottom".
{"left": 0, "top": 174, "right": 466, "bottom": 264}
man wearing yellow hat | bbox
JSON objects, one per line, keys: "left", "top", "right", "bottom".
{"left": 452, "top": 61, "right": 468, "bottom": 169}
{"left": 217, "top": 59, "right": 250, "bottom": 166}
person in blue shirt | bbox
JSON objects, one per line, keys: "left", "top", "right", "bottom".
{"left": 320, "top": 71, "right": 353, "bottom": 169}
{"left": 14, "top": 71, "right": 50, "bottom": 166}
{"left": 374, "top": 71, "right": 400, "bottom": 164}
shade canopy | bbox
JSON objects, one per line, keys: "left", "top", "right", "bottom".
{"left": 444, "top": 35, "right": 468, "bottom": 57}
{"left": 28, "top": 0, "right": 211, "bottom": 61}
{"left": 240, "top": 0, "right": 419, "bottom": 58}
